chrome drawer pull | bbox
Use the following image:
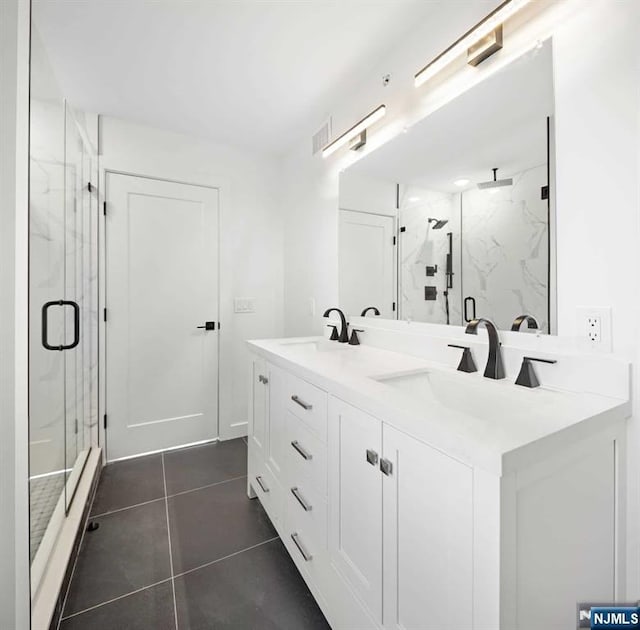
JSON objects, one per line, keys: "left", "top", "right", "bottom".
{"left": 380, "top": 458, "right": 393, "bottom": 476}
{"left": 366, "top": 449, "right": 379, "bottom": 466}
{"left": 291, "top": 532, "right": 312, "bottom": 562}
{"left": 291, "top": 487, "right": 312, "bottom": 512}
{"left": 255, "top": 475, "right": 270, "bottom": 493}
{"left": 291, "top": 395, "right": 313, "bottom": 410}
{"left": 291, "top": 440, "right": 313, "bottom": 460}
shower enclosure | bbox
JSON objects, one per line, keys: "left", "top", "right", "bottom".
{"left": 29, "top": 28, "right": 99, "bottom": 595}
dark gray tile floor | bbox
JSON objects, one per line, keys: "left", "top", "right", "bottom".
{"left": 59, "top": 438, "right": 329, "bottom": 630}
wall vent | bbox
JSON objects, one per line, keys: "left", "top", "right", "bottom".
{"left": 312, "top": 118, "right": 332, "bottom": 156}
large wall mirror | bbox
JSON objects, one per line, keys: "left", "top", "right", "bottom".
{"left": 339, "top": 40, "right": 556, "bottom": 333}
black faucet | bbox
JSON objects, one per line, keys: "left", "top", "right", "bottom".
{"left": 323, "top": 308, "right": 349, "bottom": 343}
{"left": 515, "top": 356, "right": 557, "bottom": 388}
{"left": 361, "top": 306, "right": 380, "bottom": 317}
{"left": 465, "top": 318, "right": 505, "bottom": 379}
{"left": 511, "top": 314, "right": 538, "bottom": 332}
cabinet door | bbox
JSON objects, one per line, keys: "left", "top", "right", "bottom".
{"left": 249, "top": 356, "right": 268, "bottom": 459}
{"left": 266, "top": 363, "right": 286, "bottom": 479}
{"left": 382, "top": 425, "right": 473, "bottom": 630}
{"left": 328, "top": 397, "right": 383, "bottom": 624}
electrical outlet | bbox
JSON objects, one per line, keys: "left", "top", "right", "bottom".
{"left": 586, "top": 315, "right": 601, "bottom": 343}
{"left": 577, "top": 307, "right": 612, "bottom": 352}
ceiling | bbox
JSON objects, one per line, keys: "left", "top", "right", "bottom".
{"left": 32, "top": 0, "right": 455, "bottom": 155}
{"left": 348, "top": 41, "right": 554, "bottom": 193}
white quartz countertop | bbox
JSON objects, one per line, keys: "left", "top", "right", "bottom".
{"left": 248, "top": 337, "right": 629, "bottom": 475}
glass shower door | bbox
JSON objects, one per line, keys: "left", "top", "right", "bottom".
{"left": 29, "top": 93, "right": 98, "bottom": 588}
{"left": 63, "top": 102, "right": 95, "bottom": 511}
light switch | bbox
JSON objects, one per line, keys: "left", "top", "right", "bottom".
{"left": 234, "top": 298, "right": 256, "bottom": 313}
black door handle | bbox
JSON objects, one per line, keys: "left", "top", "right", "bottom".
{"left": 463, "top": 296, "right": 476, "bottom": 323}
{"left": 42, "top": 300, "right": 80, "bottom": 351}
{"left": 196, "top": 321, "right": 216, "bottom": 330}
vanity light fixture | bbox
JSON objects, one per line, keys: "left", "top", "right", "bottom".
{"left": 414, "top": 0, "right": 531, "bottom": 88}
{"left": 321, "top": 105, "right": 386, "bottom": 158}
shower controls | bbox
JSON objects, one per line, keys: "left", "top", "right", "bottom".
{"left": 426, "top": 265, "right": 438, "bottom": 276}
{"left": 425, "top": 286, "right": 437, "bottom": 301}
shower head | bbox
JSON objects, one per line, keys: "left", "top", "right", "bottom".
{"left": 477, "top": 167, "right": 513, "bottom": 190}
{"left": 428, "top": 218, "right": 449, "bottom": 230}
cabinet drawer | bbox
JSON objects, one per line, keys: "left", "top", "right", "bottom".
{"left": 286, "top": 374, "right": 328, "bottom": 442}
{"left": 249, "top": 453, "right": 283, "bottom": 529}
{"left": 286, "top": 411, "right": 327, "bottom": 496}
{"left": 285, "top": 480, "right": 327, "bottom": 549}
{"left": 284, "top": 493, "right": 324, "bottom": 586}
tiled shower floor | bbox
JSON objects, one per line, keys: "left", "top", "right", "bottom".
{"left": 58, "top": 437, "right": 329, "bottom": 629}
{"left": 30, "top": 472, "right": 65, "bottom": 562}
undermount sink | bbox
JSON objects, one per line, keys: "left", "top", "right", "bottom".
{"left": 373, "top": 368, "right": 559, "bottom": 421}
{"left": 279, "top": 339, "right": 347, "bottom": 353}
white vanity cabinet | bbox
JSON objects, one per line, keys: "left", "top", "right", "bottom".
{"left": 381, "top": 423, "right": 473, "bottom": 630}
{"left": 247, "top": 344, "right": 626, "bottom": 630}
{"left": 328, "top": 397, "right": 474, "bottom": 630}
{"left": 328, "top": 398, "right": 384, "bottom": 624}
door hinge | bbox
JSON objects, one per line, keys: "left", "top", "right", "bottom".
{"left": 103, "top": 308, "right": 107, "bottom": 322}
{"left": 392, "top": 302, "right": 396, "bottom": 312}
{"left": 74, "top": 418, "right": 78, "bottom": 434}
{"left": 393, "top": 235, "right": 396, "bottom": 245}
{"left": 103, "top": 414, "right": 107, "bottom": 429}
{"left": 103, "top": 201, "right": 107, "bottom": 216}
{"left": 88, "top": 182, "right": 94, "bottom": 193}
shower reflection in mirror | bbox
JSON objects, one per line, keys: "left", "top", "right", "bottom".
{"left": 338, "top": 39, "right": 555, "bottom": 333}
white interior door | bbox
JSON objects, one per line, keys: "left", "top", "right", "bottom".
{"left": 106, "top": 173, "right": 219, "bottom": 460}
{"left": 339, "top": 209, "right": 396, "bottom": 319}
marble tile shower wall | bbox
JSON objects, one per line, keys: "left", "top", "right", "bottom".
{"left": 461, "top": 164, "right": 548, "bottom": 331}
{"left": 398, "top": 186, "right": 462, "bottom": 324}
{"left": 29, "top": 98, "right": 67, "bottom": 476}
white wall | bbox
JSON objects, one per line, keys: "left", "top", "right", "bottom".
{"left": 552, "top": 0, "right": 640, "bottom": 594}
{"left": 99, "top": 117, "right": 284, "bottom": 442}
{"left": 281, "top": 0, "right": 640, "bottom": 596}
{"left": 0, "top": 0, "right": 31, "bottom": 626}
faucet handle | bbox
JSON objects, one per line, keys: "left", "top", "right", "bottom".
{"left": 515, "top": 356, "right": 557, "bottom": 388}
{"left": 448, "top": 344, "right": 477, "bottom": 373}
{"left": 326, "top": 324, "right": 339, "bottom": 341}
{"left": 349, "top": 329, "right": 364, "bottom": 346}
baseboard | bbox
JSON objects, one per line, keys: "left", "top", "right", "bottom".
{"left": 221, "top": 420, "right": 248, "bottom": 441}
